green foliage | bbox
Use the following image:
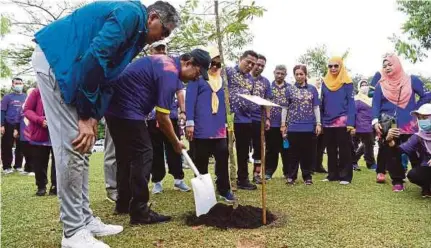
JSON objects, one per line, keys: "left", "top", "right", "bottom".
{"left": 298, "top": 44, "right": 329, "bottom": 77}
{"left": 3, "top": 0, "right": 86, "bottom": 76}
{"left": 298, "top": 45, "right": 351, "bottom": 78}
{"left": 1, "top": 15, "right": 12, "bottom": 78}
{"left": 168, "top": 0, "right": 265, "bottom": 61}
{"left": 393, "top": 1, "right": 431, "bottom": 63}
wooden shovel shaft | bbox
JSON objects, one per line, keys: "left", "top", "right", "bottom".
{"left": 261, "top": 106, "right": 267, "bottom": 225}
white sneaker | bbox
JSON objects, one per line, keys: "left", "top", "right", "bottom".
{"left": 86, "top": 217, "right": 123, "bottom": 237}
{"left": 61, "top": 229, "right": 109, "bottom": 248}
{"left": 3, "top": 169, "right": 14, "bottom": 174}
{"left": 321, "top": 179, "right": 329, "bottom": 182}
{"left": 28, "top": 172, "right": 35, "bottom": 176}
{"left": 339, "top": 181, "right": 350, "bottom": 185}
{"left": 15, "top": 168, "right": 24, "bottom": 172}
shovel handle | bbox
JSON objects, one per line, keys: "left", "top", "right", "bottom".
{"left": 181, "top": 149, "right": 201, "bottom": 177}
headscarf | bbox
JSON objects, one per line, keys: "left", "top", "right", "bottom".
{"left": 206, "top": 46, "right": 222, "bottom": 114}
{"left": 355, "top": 79, "right": 372, "bottom": 107}
{"left": 378, "top": 54, "right": 412, "bottom": 109}
{"left": 323, "top": 56, "right": 352, "bottom": 91}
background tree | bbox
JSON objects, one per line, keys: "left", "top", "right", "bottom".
{"left": 2, "top": 0, "right": 85, "bottom": 76}
{"left": 168, "top": 0, "right": 264, "bottom": 61}
{"left": 392, "top": 0, "right": 431, "bottom": 63}
{"left": 298, "top": 44, "right": 350, "bottom": 78}
{"left": 1, "top": 15, "right": 12, "bottom": 78}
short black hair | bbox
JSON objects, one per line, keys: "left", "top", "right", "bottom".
{"left": 147, "top": 1, "right": 180, "bottom": 28}
{"left": 240, "top": 50, "right": 258, "bottom": 60}
{"left": 12, "top": 77, "right": 23, "bottom": 83}
{"left": 257, "top": 54, "right": 266, "bottom": 61}
{"left": 180, "top": 53, "right": 192, "bottom": 61}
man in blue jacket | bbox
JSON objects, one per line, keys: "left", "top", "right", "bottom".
{"left": 31, "top": 1, "right": 179, "bottom": 248}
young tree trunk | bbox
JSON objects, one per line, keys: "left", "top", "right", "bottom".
{"left": 214, "top": 0, "right": 237, "bottom": 191}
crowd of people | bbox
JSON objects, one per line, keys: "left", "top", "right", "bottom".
{"left": 2, "top": 1, "right": 431, "bottom": 248}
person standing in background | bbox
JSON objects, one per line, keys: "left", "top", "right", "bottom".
{"left": 321, "top": 57, "right": 355, "bottom": 185}
{"left": 19, "top": 87, "right": 36, "bottom": 176}
{"left": 309, "top": 77, "right": 327, "bottom": 174}
{"left": 1, "top": 78, "right": 27, "bottom": 174}
{"left": 248, "top": 54, "right": 272, "bottom": 184}
{"left": 282, "top": 65, "right": 321, "bottom": 185}
{"left": 24, "top": 88, "right": 57, "bottom": 196}
{"left": 226, "top": 50, "right": 258, "bottom": 190}
{"left": 351, "top": 79, "right": 377, "bottom": 170}
{"left": 265, "top": 65, "right": 290, "bottom": 179}
{"left": 147, "top": 40, "right": 190, "bottom": 194}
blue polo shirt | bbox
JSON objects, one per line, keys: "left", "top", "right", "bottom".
{"left": 186, "top": 77, "right": 227, "bottom": 139}
{"left": 147, "top": 89, "right": 183, "bottom": 120}
{"left": 106, "top": 55, "right": 182, "bottom": 120}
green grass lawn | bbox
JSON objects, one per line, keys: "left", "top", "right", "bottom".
{"left": 2, "top": 153, "right": 431, "bottom": 248}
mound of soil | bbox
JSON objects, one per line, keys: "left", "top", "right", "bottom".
{"left": 185, "top": 203, "right": 276, "bottom": 229}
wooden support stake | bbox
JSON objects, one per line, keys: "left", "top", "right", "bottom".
{"left": 260, "top": 106, "right": 267, "bottom": 225}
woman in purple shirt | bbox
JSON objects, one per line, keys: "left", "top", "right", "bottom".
{"left": 352, "top": 79, "right": 376, "bottom": 170}
{"left": 386, "top": 103, "right": 431, "bottom": 198}
{"left": 281, "top": 65, "right": 320, "bottom": 185}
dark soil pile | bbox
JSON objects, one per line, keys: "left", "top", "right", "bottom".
{"left": 185, "top": 203, "right": 276, "bottom": 229}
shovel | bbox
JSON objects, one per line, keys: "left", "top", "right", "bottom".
{"left": 181, "top": 149, "right": 217, "bottom": 216}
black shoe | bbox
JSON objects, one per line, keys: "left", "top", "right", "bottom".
{"left": 130, "top": 209, "right": 171, "bottom": 225}
{"left": 114, "top": 204, "right": 129, "bottom": 215}
{"left": 237, "top": 180, "right": 257, "bottom": 190}
{"left": 353, "top": 164, "right": 361, "bottom": 171}
{"left": 315, "top": 167, "right": 327, "bottom": 173}
{"left": 36, "top": 188, "right": 46, "bottom": 196}
{"left": 49, "top": 186, "right": 57, "bottom": 195}
{"left": 421, "top": 187, "right": 431, "bottom": 198}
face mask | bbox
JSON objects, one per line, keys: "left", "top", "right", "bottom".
{"left": 360, "top": 86, "right": 369, "bottom": 95}
{"left": 418, "top": 119, "right": 431, "bottom": 132}
{"left": 13, "top": 85, "right": 23, "bottom": 93}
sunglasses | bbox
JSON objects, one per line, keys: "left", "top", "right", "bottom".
{"left": 328, "top": 64, "right": 339, "bottom": 69}
{"left": 211, "top": 61, "right": 222, "bottom": 68}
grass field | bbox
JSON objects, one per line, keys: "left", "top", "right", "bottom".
{"left": 2, "top": 153, "right": 431, "bottom": 248}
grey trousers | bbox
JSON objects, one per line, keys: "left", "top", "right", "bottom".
{"left": 32, "top": 45, "right": 94, "bottom": 237}
{"left": 104, "top": 123, "right": 117, "bottom": 189}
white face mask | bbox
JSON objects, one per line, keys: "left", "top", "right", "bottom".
{"left": 360, "top": 86, "right": 369, "bottom": 95}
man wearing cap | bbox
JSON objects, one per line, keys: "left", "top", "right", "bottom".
{"left": 146, "top": 41, "right": 191, "bottom": 194}
{"left": 105, "top": 49, "right": 211, "bottom": 225}
{"left": 31, "top": 1, "right": 180, "bottom": 247}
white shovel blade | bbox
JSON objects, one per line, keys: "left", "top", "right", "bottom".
{"left": 191, "top": 174, "right": 217, "bottom": 217}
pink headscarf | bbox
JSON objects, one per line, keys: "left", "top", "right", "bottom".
{"left": 379, "top": 54, "right": 412, "bottom": 109}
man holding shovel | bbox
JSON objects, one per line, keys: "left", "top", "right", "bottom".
{"left": 105, "top": 49, "right": 211, "bottom": 225}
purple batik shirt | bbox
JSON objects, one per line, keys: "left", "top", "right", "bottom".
{"left": 286, "top": 82, "right": 320, "bottom": 132}
{"left": 226, "top": 66, "right": 253, "bottom": 123}
{"left": 269, "top": 81, "right": 290, "bottom": 128}
{"left": 249, "top": 75, "right": 272, "bottom": 122}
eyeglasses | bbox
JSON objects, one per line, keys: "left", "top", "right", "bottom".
{"left": 211, "top": 61, "right": 222, "bottom": 68}
{"left": 328, "top": 64, "right": 339, "bottom": 69}
{"left": 154, "top": 11, "right": 171, "bottom": 38}
{"left": 154, "top": 46, "right": 166, "bottom": 52}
